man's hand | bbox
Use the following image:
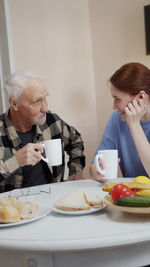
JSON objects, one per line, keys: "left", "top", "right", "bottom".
{"left": 15, "top": 143, "right": 43, "bottom": 166}
{"left": 67, "top": 174, "right": 85, "bottom": 181}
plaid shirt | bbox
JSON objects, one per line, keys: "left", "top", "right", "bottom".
{"left": 0, "top": 110, "right": 85, "bottom": 192}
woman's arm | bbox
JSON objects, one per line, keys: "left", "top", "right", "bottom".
{"left": 89, "top": 112, "right": 119, "bottom": 181}
{"left": 125, "top": 99, "right": 150, "bottom": 176}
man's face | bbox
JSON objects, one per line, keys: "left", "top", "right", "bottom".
{"left": 110, "top": 83, "right": 136, "bottom": 121}
{"left": 15, "top": 78, "right": 49, "bottom": 126}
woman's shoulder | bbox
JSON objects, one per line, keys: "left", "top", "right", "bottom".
{"left": 107, "top": 110, "right": 126, "bottom": 130}
{"left": 109, "top": 110, "right": 121, "bottom": 122}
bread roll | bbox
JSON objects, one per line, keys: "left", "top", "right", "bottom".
{"left": 21, "top": 201, "right": 39, "bottom": 219}
{"left": 11, "top": 198, "right": 39, "bottom": 219}
{"left": 0, "top": 205, "right": 21, "bottom": 223}
{"left": 0, "top": 197, "right": 39, "bottom": 223}
{"left": 0, "top": 197, "right": 12, "bottom": 206}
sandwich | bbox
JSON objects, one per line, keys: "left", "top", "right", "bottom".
{"left": 53, "top": 190, "right": 91, "bottom": 211}
{"left": 86, "top": 195, "right": 103, "bottom": 208}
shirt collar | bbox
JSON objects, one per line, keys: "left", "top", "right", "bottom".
{"left": 4, "top": 110, "right": 44, "bottom": 147}
{"left": 4, "top": 110, "right": 21, "bottom": 148}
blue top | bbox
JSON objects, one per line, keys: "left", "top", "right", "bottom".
{"left": 92, "top": 110, "right": 150, "bottom": 177}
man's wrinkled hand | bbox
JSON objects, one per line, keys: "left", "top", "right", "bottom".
{"left": 15, "top": 143, "right": 43, "bottom": 167}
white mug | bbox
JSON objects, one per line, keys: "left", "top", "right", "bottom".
{"left": 95, "top": 149, "right": 118, "bottom": 179}
{"left": 41, "top": 139, "right": 62, "bottom": 166}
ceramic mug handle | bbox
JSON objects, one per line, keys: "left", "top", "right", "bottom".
{"left": 95, "top": 154, "right": 105, "bottom": 175}
{"left": 40, "top": 144, "right": 49, "bottom": 163}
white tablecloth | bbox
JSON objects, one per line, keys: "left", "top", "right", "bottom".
{"left": 0, "top": 178, "right": 150, "bottom": 267}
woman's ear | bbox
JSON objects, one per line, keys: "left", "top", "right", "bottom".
{"left": 138, "top": 90, "right": 146, "bottom": 100}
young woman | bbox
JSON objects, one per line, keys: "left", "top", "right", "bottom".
{"left": 90, "top": 62, "right": 150, "bottom": 181}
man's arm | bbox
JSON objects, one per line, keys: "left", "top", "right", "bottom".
{"left": 0, "top": 143, "right": 43, "bottom": 181}
{"left": 0, "top": 153, "right": 20, "bottom": 181}
{"left": 62, "top": 123, "right": 85, "bottom": 180}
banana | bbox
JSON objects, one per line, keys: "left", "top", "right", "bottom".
{"left": 103, "top": 182, "right": 134, "bottom": 192}
{"left": 103, "top": 182, "right": 150, "bottom": 193}
{"left": 103, "top": 183, "right": 119, "bottom": 192}
{"left": 136, "top": 190, "right": 150, "bottom": 197}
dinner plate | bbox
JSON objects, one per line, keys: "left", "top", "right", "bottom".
{"left": 104, "top": 194, "right": 150, "bottom": 215}
{"left": 0, "top": 195, "right": 50, "bottom": 227}
{"left": 51, "top": 187, "right": 107, "bottom": 216}
{"left": 51, "top": 205, "right": 105, "bottom": 215}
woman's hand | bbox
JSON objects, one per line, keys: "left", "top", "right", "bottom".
{"left": 124, "top": 99, "right": 150, "bottom": 177}
{"left": 90, "top": 158, "right": 120, "bottom": 183}
{"left": 89, "top": 160, "right": 107, "bottom": 183}
{"left": 125, "top": 99, "right": 146, "bottom": 127}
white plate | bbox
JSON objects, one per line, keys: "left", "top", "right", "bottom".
{"left": 51, "top": 187, "right": 107, "bottom": 216}
{"left": 51, "top": 205, "right": 105, "bottom": 215}
{"left": 0, "top": 195, "right": 50, "bottom": 227}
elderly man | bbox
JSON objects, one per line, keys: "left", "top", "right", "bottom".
{"left": 0, "top": 71, "right": 85, "bottom": 192}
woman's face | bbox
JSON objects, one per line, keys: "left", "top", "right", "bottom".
{"left": 110, "top": 83, "right": 136, "bottom": 121}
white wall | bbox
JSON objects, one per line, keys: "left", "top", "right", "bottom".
{"left": 89, "top": 0, "right": 150, "bottom": 140}
{"left": 8, "top": 0, "right": 98, "bottom": 178}
{"left": 7, "top": 0, "right": 150, "bottom": 178}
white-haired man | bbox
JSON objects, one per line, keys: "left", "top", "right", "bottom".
{"left": 0, "top": 71, "right": 85, "bottom": 192}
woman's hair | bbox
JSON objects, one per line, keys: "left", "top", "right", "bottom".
{"left": 5, "top": 70, "right": 42, "bottom": 100}
{"left": 110, "top": 62, "right": 150, "bottom": 96}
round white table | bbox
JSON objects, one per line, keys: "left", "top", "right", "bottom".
{"left": 0, "top": 178, "right": 150, "bottom": 267}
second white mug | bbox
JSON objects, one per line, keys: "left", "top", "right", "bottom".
{"left": 95, "top": 149, "right": 118, "bottom": 179}
{"left": 41, "top": 139, "right": 62, "bottom": 166}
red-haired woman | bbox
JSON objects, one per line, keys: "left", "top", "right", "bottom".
{"left": 90, "top": 62, "right": 150, "bottom": 181}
